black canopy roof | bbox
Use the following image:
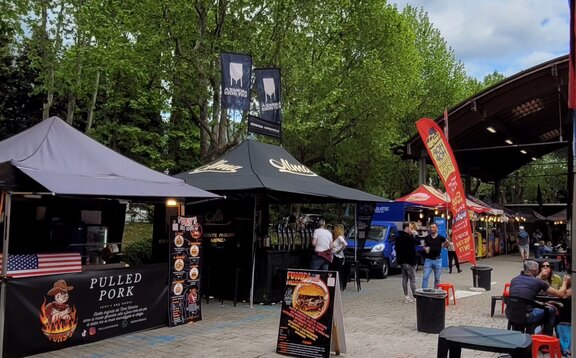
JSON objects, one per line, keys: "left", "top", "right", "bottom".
{"left": 175, "top": 139, "right": 388, "bottom": 203}
{"left": 0, "top": 117, "right": 220, "bottom": 200}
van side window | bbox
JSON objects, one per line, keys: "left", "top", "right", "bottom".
{"left": 389, "top": 228, "right": 396, "bottom": 242}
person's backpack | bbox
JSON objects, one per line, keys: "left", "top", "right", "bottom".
{"left": 555, "top": 322, "right": 571, "bottom": 356}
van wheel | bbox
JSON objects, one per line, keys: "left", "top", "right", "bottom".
{"left": 379, "top": 260, "right": 389, "bottom": 279}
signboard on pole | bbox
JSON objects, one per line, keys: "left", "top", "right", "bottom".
{"left": 276, "top": 269, "right": 346, "bottom": 358}
{"left": 416, "top": 118, "right": 476, "bottom": 265}
{"left": 220, "top": 52, "right": 252, "bottom": 111}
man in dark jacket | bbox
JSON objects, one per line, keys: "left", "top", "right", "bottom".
{"left": 396, "top": 222, "right": 420, "bottom": 303}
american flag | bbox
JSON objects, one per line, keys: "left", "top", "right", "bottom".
{"left": 0, "top": 253, "right": 82, "bottom": 278}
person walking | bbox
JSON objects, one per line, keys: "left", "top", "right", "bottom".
{"left": 446, "top": 237, "right": 462, "bottom": 274}
{"left": 517, "top": 225, "right": 530, "bottom": 260}
{"left": 396, "top": 222, "right": 420, "bottom": 303}
{"left": 422, "top": 223, "right": 447, "bottom": 289}
{"left": 310, "top": 219, "right": 333, "bottom": 270}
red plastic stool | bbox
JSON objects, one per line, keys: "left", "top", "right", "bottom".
{"left": 437, "top": 283, "right": 456, "bottom": 306}
{"left": 501, "top": 282, "right": 511, "bottom": 314}
{"left": 531, "top": 334, "right": 562, "bottom": 358}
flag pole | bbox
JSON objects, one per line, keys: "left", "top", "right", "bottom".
{"left": 567, "top": 1, "right": 575, "bottom": 356}
{"left": 0, "top": 192, "right": 12, "bottom": 358}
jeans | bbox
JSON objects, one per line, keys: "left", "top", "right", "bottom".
{"left": 310, "top": 254, "right": 329, "bottom": 270}
{"left": 401, "top": 263, "right": 417, "bottom": 297}
{"left": 448, "top": 251, "right": 460, "bottom": 272}
{"left": 527, "top": 306, "right": 557, "bottom": 335}
{"left": 422, "top": 258, "right": 442, "bottom": 288}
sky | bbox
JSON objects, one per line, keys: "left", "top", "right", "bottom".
{"left": 388, "top": 0, "right": 571, "bottom": 80}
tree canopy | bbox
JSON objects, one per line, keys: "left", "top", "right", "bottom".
{"left": 0, "top": 0, "right": 554, "bottom": 202}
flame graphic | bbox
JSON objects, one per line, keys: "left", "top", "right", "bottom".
{"left": 39, "top": 298, "right": 78, "bottom": 343}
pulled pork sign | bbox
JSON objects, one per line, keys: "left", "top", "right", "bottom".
{"left": 276, "top": 269, "right": 346, "bottom": 358}
{"left": 4, "top": 264, "right": 168, "bottom": 357}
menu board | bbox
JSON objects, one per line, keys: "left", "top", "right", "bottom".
{"left": 169, "top": 215, "right": 203, "bottom": 326}
{"left": 276, "top": 269, "right": 345, "bottom": 358}
{"left": 356, "top": 203, "right": 375, "bottom": 250}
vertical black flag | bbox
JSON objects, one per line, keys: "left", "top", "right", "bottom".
{"left": 249, "top": 68, "right": 282, "bottom": 138}
{"left": 255, "top": 68, "right": 282, "bottom": 123}
{"left": 220, "top": 53, "right": 252, "bottom": 111}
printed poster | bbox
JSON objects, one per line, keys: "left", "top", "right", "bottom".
{"left": 276, "top": 269, "right": 339, "bottom": 358}
{"left": 169, "top": 215, "right": 203, "bottom": 326}
{"left": 4, "top": 265, "right": 168, "bottom": 357}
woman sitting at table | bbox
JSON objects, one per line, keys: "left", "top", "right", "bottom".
{"left": 537, "top": 260, "right": 562, "bottom": 289}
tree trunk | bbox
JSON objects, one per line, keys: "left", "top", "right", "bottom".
{"left": 41, "top": 0, "right": 65, "bottom": 120}
{"left": 86, "top": 70, "right": 100, "bottom": 132}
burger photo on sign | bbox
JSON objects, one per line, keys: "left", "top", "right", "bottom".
{"left": 292, "top": 279, "right": 329, "bottom": 319}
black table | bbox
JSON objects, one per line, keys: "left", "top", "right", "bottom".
{"left": 541, "top": 252, "right": 566, "bottom": 259}
{"left": 437, "top": 326, "right": 532, "bottom": 358}
{"left": 535, "top": 295, "right": 572, "bottom": 323}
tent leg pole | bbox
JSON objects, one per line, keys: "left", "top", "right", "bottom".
{"left": 250, "top": 196, "right": 257, "bottom": 309}
{"left": 354, "top": 204, "right": 357, "bottom": 263}
{"left": 0, "top": 192, "right": 12, "bottom": 358}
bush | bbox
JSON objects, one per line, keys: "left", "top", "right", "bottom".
{"left": 123, "top": 223, "right": 153, "bottom": 266}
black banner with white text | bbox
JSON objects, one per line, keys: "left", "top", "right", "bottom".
{"left": 255, "top": 68, "right": 282, "bottom": 124}
{"left": 220, "top": 52, "right": 252, "bottom": 111}
{"left": 4, "top": 265, "right": 168, "bottom": 358}
{"left": 248, "top": 115, "right": 282, "bottom": 139}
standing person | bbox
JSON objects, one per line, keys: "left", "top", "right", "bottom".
{"left": 517, "top": 225, "right": 530, "bottom": 260}
{"left": 446, "top": 236, "right": 462, "bottom": 274}
{"left": 509, "top": 260, "right": 570, "bottom": 335}
{"left": 396, "top": 222, "right": 419, "bottom": 303}
{"left": 422, "top": 223, "right": 447, "bottom": 289}
{"left": 310, "top": 219, "right": 333, "bottom": 270}
{"left": 330, "top": 224, "right": 348, "bottom": 288}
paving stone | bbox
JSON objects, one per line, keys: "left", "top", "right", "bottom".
{"left": 29, "top": 254, "right": 527, "bottom": 357}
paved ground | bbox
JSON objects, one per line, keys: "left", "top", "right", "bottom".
{"left": 32, "top": 254, "right": 528, "bottom": 358}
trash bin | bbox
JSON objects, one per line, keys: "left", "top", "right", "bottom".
{"left": 414, "top": 288, "right": 447, "bottom": 333}
{"left": 471, "top": 265, "right": 493, "bottom": 291}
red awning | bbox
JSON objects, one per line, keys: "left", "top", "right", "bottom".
{"left": 395, "top": 185, "right": 448, "bottom": 207}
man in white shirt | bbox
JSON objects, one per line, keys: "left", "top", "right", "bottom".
{"left": 311, "top": 219, "right": 333, "bottom": 270}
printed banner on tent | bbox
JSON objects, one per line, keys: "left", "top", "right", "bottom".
{"left": 220, "top": 52, "right": 252, "bottom": 111}
{"left": 255, "top": 68, "right": 282, "bottom": 123}
{"left": 169, "top": 215, "right": 203, "bottom": 326}
{"left": 4, "top": 264, "right": 168, "bottom": 357}
{"left": 416, "top": 118, "right": 476, "bottom": 265}
{"left": 248, "top": 115, "right": 282, "bottom": 139}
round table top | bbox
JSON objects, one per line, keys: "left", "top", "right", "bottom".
{"left": 439, "top": 325, "right": 531, "bottom": 349}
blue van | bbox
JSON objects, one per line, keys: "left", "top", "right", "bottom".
{"left": 344, "top": 221, "right": 399, "bottom": 278}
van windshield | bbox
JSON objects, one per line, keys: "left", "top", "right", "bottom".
{"left": 349, "top": 226, "right": 389, "bottom": 242}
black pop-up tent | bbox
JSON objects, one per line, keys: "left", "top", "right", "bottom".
{"left": 176, "top": 139, "right": 387, "bottom": 306}
{"left": 0, "top": 117, "right": 219, "bottom": 200}
{"left": 0, "top": 117, "right": 221, "bottom": 354}
{"left": 175, "top": 139, "right": 386, "bottom": 202}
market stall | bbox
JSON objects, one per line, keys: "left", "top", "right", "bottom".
{"left": 175, "top": 139, "right": 387, "bottom": 305}
{"left": 0, "top": 117, "right": 220, "bottom": 357}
